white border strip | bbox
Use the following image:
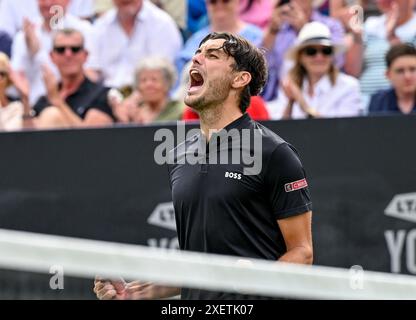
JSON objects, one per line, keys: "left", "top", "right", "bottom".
{"left": 0, "top": 228, "right": 415, "bottom": 299}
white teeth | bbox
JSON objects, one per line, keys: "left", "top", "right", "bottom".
{"left": 190, "top": 70, "right": 203, "bottom": 83}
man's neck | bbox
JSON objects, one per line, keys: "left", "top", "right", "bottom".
{"left": 212, "top": 19, "right": 243, "bottom": 34}
{"left": 396, "top": 90, "right": 415, "bottom": 114}
{"left": 61, "top": 73, "right": 85, "bottom": 96}
{"left": 198, "top": 102, "right": 243, "bottom": 141}
{"left": 397, "top": 4, "right": 414, "bottom": 26}
{"left": 117, "top": 6, "right": 142, "bottom": 37}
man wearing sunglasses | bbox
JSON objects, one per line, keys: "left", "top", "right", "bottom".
{"left": 32, "top": 29, "right": 114, "bottom": 128}
{"left": 11, "top": 0, "right": 93, "bottom": 106}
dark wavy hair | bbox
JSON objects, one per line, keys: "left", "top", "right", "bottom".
{"left": 198, "top": 32, "right": 268, "bottom": 113}
{"left": 386, "top": 43, "right": 416, "bottom": 68}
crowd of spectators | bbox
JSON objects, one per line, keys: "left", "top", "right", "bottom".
{"left": 0, "top": 0, "right": 415, "bottom": 131}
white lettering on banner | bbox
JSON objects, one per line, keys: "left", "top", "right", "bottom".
{"left": 406, "top": 230, "right": 416, "bottom": 274}
{"left": 384, "top": 193, "right": 416, "bottom": 223}
{"left": 147, "top": 202, "right": 176, "bottom": 231}
{"left": 384, "top": 193, "right": 416, "bottom": 274}
{"left": 147, "top": 203, "right": 179, "bottom": 249}
{"left": 385, "top": 229, "right": 416, "bottom": 274}
{"left": 148, "top": 237, "right": 179, "bottom": 249}
{"left": 385, "top": 230, "right": 406, "bottom": 273}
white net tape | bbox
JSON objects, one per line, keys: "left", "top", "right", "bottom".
{"left": 0, "top": 228, "right": 415, "bottom": 299}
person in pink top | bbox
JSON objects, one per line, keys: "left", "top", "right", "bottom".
{"left": 239, "top": 0, "right": 273, "bottom": 29}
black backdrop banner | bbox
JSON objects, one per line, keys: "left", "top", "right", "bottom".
{"left": 0, "top": 115, "right": 415, "bottom": 298}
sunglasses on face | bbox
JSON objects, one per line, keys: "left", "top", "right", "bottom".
{"left": 207, "top": 0, "right": 231, "bottom": 5}
{"left": 53, "top": 45, "right": 83, "bottom": 54}
{"left": 303, "top": 46, "right": 333, "bottom": 57}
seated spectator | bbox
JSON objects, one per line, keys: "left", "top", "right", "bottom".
{"left": 110, "top": 57, "right": 183, "bottom": 124}
{"left": 0, "top": 52, "right": 32, "bottom": 131}
{"left": 11, "top": 0, "right": 93, "bottom": 106}
{"left": 175, "top": 0, "right": 263, "bottom": 78}
{"left": 88, "top": 0, "right": 182, "bottom": 94}
{"left": 261, "top": 0, "right": 345, "bottom": 101}
{"left": 0, "top": 0, "right": 95, "bottom": 38}
{"left": 0, "top": 31, "right": 12, "bottom": 57}
{"left": 186, "top": 0, "right": 208, "bottom": 36}
{"left": 267, "top": 22, "right": 362, "bottom": 119}
{"left": 182, "top": 96, "right": 269, "bottom": 121}
{"left": 32, "top": 29, "right": 114, "bottom": 129}
{"left": 369, "top": 43, "right": 416, "bottom": 115}
{"left": 345, "top": 0, "right": 416, "bottom": 106}
{"left": 239, "top": 0, "right": 273, "bottom": 30}
{"left": 151, "top": 0, "right": 186, "bottom": 36}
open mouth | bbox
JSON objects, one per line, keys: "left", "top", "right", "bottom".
{"left": 189, "top": 69, "right": 204, "bottom": 93}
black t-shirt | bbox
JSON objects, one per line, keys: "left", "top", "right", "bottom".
{"left": 33, "top": 77, "right": 114, "bottom": 119}
{"left": 168, "top": 113, "right": 312, "bottom": 299}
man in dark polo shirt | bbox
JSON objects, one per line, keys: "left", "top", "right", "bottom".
{"left": 31, "top": 28, "right": 114, "bottom": 129}
{"left": 94, "top": 32, "right": 312, "bottom": 300}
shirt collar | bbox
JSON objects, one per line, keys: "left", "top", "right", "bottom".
{"left": 222, "top": 113, "right": 252, "bottom": 131}
{"left": 109, "top": 1, "right": 148, "bottom": 25}
{"left": 303, "top": 74, "right": 332, "bottom": 96}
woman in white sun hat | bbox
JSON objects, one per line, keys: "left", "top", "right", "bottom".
{"left": 266, "top": 21, "right": 363, "bottom": 119}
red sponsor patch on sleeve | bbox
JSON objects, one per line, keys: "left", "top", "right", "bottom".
{"left": 284, "top": 178, "right": 308, "bottom": 192}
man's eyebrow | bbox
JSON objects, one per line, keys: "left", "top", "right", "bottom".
{"left": 206, "top": 47, "right": 225, "bottom": 55}
{"left": 194, "top": 44, "right": 226, "bottom": 56}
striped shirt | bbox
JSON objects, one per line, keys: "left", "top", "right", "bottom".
{"left": 360, "top": 13, "right": 416, "bottom": 108}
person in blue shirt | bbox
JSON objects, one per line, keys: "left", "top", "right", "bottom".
{"left": 369, "top": 43, "right": 416, "bottom": 115}
{"left": 0, "top": 31, "right": 12, "bottom": 57}
{"left": 176, "top": 0, "right": 263, "bottom": 79}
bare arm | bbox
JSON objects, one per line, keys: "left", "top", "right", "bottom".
{"left": 94, "top": 277, "right": 180, "bottom": 300}
{"left": 83, "top": 108, "right": 113, "bottom": 127}
{"left": 126, "top": 282, "right": 180, "bottom": 300}
{"left": 262, "top": 6, "right": 283, "bottom": 51}
{"left": 281, "top": 78, "right": 320, "bottom": 118}
{"left": 344, "top": 31, "right": 364, "bottom": 77}
{"left": 281, "top": 99, "right": 294, "bottom": 119}
{"left": 277, "top": 211, "right": 313, "bottom": 264}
